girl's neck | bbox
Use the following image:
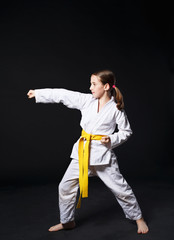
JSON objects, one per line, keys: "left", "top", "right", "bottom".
{"left": 97, "top": 93, "right": 111, "bottom": 113}
{"left": 98, "top": 93, "right": 111, "bottom": 106}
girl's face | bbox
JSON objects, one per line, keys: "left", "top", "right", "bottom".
{"left": 90, "top": 75, "right": 106, "bottom": 99}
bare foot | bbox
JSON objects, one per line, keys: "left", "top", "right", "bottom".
{"left": 136, "top": 218, "right": 149, "bottom": 234}
{"left": 48, "top": 221, "right": 76, "bottom": 232}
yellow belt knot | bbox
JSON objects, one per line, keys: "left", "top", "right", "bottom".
{"left": 76, "top": 129, "right": 105, "bottom": 208}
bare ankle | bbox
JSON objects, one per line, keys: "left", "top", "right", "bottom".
{"left": 136, "top": 217, "right": 144, "bottom": 222}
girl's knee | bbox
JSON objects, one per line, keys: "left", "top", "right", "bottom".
{"left": 58, "top": 180, "right": 74, "bottom": 195}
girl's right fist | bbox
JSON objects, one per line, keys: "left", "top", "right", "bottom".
{"left": 27, "top": 90, "right": 35, "bottom": 98}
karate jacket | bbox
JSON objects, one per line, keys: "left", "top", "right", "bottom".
{"left": 35, "top": 88, "right": 133, "bottom": 166}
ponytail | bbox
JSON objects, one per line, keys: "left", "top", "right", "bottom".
{"left": 112, "top": 86, "right": 124, "bottom": 110}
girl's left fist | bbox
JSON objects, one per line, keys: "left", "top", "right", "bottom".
{"left": 101, "top": 136, "right": 111, "bottom": 147}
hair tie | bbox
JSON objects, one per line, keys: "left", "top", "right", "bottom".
{"left": 112, "top": 85, "right": 116, "bottom": 88}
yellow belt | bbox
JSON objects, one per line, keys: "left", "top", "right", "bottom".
{"left": 76, "top": 129, "right": 105, "bottom": 208}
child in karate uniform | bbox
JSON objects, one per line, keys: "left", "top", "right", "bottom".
{"left": 27, "top": 69, "right": 149, "bottom": 234}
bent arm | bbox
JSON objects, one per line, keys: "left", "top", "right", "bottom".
{"left": 108, "top": 109, "right": 133, "bottom": 149}
{"left": 34, "top": 88, "right": 92, "bottom": 110}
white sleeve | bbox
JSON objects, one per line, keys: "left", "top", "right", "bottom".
{"left": 35, "top": 88, "right": 92, "bottom": 110}
{"left": 108, "top": 109, "right": 133, "bottom": 149}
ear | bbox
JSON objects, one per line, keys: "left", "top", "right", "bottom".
{"left": 104, "top": 83, "right": 110, "bottom": 91}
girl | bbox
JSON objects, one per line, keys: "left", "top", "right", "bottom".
{"left": 27, "top": 69, "right": 149, "bottom": 234}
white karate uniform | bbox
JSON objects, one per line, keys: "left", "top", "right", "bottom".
{"left": 35, "top": 88, "right": 142, "bottom": 223}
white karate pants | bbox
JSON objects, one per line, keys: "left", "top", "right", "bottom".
{"left": 58, "top": 156, "right": 142, "bottom": 224}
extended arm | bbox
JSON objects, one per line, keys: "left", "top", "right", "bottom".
{"left": 27, "top": 88, "right": 92, "bottom": 110}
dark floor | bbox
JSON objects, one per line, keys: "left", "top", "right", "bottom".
{"left": 0, "top": 178, "right": 174, "bottom": 240}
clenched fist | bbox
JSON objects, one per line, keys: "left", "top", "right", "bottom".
{"left": 101, "top": 136, "right": 111, "bottom": 148}
{"left": 27, "top": 90, "right": 35, "bottom": 98}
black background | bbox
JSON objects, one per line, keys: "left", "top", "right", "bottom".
{"left": 0, "top": 0, "right": 173, "bottom": 186}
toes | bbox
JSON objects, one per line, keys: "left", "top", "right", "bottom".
{"left": 49, "top": 226, "right": 55, "bottom": 231}
{"left": 138, "top": 227, "right": 149, "bottom": 234}
{"left": 48, "top": 225, "right": 62, "bottom": 232}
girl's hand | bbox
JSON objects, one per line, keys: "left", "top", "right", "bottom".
{"left": 101, "top": 136, "right": 111, "bottom": 148}
{"left": 27, "top": 90, "right": 35, "bottom": 98}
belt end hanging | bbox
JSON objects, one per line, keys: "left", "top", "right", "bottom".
{"left": 76, "top": 195, "right": 81, "bottom": 209}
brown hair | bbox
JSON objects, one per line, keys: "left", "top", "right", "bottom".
{"left": 92, "top": 69, "right": 124, "bottom": 110}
